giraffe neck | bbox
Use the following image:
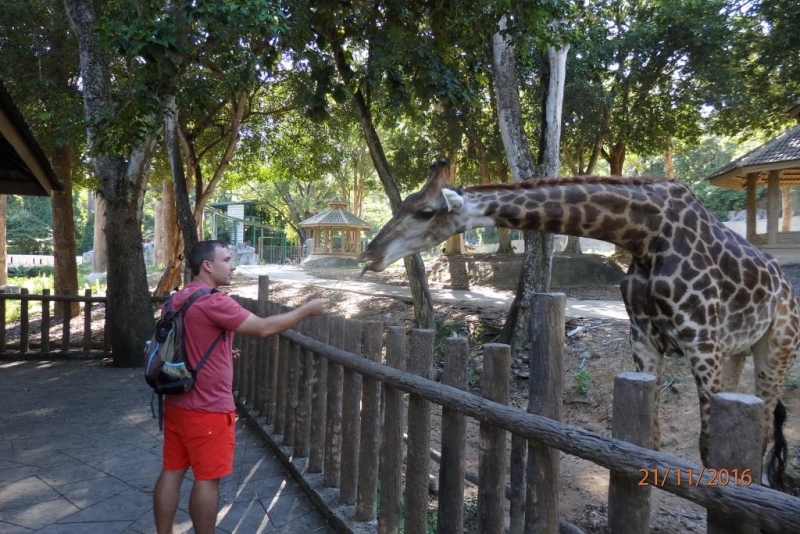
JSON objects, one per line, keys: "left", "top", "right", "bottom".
{"left": 458, "top": 178, "right": 679, "bottom": 256}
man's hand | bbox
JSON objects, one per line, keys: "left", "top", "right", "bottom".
{"left": 300, "top": 298, "right": 330, "bottom": 316}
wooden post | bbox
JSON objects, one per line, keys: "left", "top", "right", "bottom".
{"left": 265, "top": 302, "right": 281, "bottom": 425}
{"left": 309, "top": 315, "right": 329, "bottom": 473}
{"left": 746, "top": 173, "right": 757, "bottom": 243}
{"left": 274, "top": 307, "right": 290, "bottom": 436}
{"left": 379, "top": 326, "right": 406, "bottom": 534}
{"left": 608, "top": 372, "right": 656, "bottom": 533}
{"left": 340, "top": 318, "right": 363, "bottom": 505}
{"left": 479, "top": 343, "right": 510, "bottom": 534}
{"left": 284, "top": 321, "right": 300, "bottom": 447}
{"left": 509, "top": 432, "right": 527, "bottom": 534}
{"left": 438, "top": 335, "right": 469, "bottom": 533}
{"left": 20, "top": 288, "right": 29, "bottom": 354}
{"left": 324, "top": 315, "right": 345, "bottom": 488}
{"left": 405, "top": 328, "right": 435, "bottom": 534}
{"left": 294, "top": 318, "right": 313, "bottom": 458}
{"left": 356, "top": 321, "right": 383, "bottom": 521}
{"left": 0, "top": 290, "right": 6, "bottom": 352}
{"left": 83, "top": 289, "right": 92, "bottom": 352}
{"left": 526, "top": 293, "right": 565, "bottom": 534}
{"left": 41, "top": 289, "right": 50, "bottom": 354}
{"left": 248, "top": 299, "right": 260, "bottom": 408}
{"left": 233, "top": 296, "right": 246, "bottom": 401}
{"left": 257, "top": 276, "right": 270, "bottom": 415}
{"left": 707, "top": 393, "right": 763, "bottom": 534}
{"left": 767, "top": 170, "right": 780, "bottom": 245}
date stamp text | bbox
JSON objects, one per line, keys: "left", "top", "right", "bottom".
{"left": 637, "top": 467, "right": 754, "bottom": 487}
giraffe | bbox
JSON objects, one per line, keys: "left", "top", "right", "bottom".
{"left": 360, "top": 158, "right": 799, "bottom": 488}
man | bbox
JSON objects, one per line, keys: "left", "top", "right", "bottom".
{"left": 153, "top": 240, "right": 329, "bottom": 534}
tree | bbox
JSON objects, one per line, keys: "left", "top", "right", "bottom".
{"left": 64, "top": 0, "right": 157, "bottom": 367}
{"left": 0, "top": 0, "right": 86, "bottom": 316}
{"left": 492, "top": 15, "right": 569, "bottom": 359}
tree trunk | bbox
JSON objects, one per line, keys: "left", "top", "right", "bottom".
{"left": 0, "top": 195, "right": 6, "bottom": 287}
{"left": 664, "top": 145, "right": 674, "bottom": 179}
{"left": 444, "top": 159, "right": 464, "bottom": 256}
{"left": 493, "top": 17, "right": 567, "bottom": 358}
{"left": 608, "top": 142, "right": 626, "bottom": 176}
{"left": 781, "top": 187, "right": 792, "bottom": 232}
{"left": 65, "top": 0, "right": 155, "bottom": 367}
{"left": 155, "top": 179, "right": 182, "bottom": 295}
{"left": 51, "top": 145, "right": 79, "bottom": 318}
{"left": 166, "top": 97, "right": 197, "bottom": 261}
{"left": 332, "top": 41, "right": 434, "bottom": 329}
{"left": 563, "top": 236, "right": 582, "bottom": 254}
{"left": 91, "top": 194, "right": 107, "bottom": 273}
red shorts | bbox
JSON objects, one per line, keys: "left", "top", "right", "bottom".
{"left": 162, "top": 404, "right": 236, "bottom": 480}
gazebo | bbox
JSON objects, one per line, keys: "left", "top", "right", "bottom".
{"left": 0, "top": 77, "right": 63, "bottom": 196}
{"left": 299, "top": 197, "right": 371, "bottom": 264}
{"left": 706, "top": 103, "right": 800, "bottom": 258}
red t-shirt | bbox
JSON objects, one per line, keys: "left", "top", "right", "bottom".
{"left": 165, "top": 280, "right": 251, "bottom": 413}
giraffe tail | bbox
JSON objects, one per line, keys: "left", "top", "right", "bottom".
{"left": 766, "top": 400, "right": 787, "bottom": 492}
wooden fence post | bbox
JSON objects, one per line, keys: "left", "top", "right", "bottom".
{"left": 60, "top": 289, "right": 69, "bottom": 352}
{"left": 20, "top": 288, "right": 29, "bottom": 354}
{"left": 379, "top": 326, "right": 407, "bottom": 534}
{"left": 340, "top": 318, "right": 364, "bottom": 505}
{"left": 246, "top": 299, "right": 258, "bottom": 408}
{"left": 707, "top": 393, "right": 763, "bottom": 534}
{"left": 41, "top": 289, "right": 50, "bottom": 354}
{"left": 256, "top": 276, "right": 270, "bottom": 415}
{"left": 324, "top": 315, "right": 346, "bottom": 488}
{"left": 438, "top": 335, "right": 469, "bottom": 533}
{"left": 83, "top": 289, "right": 92, "bottom": 352}
{"left": 608, "top": 372, "right": 656, "bottom": 533}
{"left": 309, "top": 314, "right": 329, "bottom": 473}
{"left": 294, "top": 318, "right": 313, "bottom": 458}
{"left": 284, "top": 314, "right": 301, "bottom": 447}
{"left": 356, "top": 320, "right": 383, "bottom": 521}
{"left": 274, "top": 305, "right": 291, "bottom": 436}
{"left": 265, "top": 302, "right": 281, "bottom": 425}
{"left": 405, "top": 328, "right": 435, "bottom": 534}
{"left": 526, "top": 293, "right": 565, "bottom": 534}
{"left": 0, "top": 289, "right": 5, "bottom": 352}
{"left": 232, "top": 296, "right": 245, "bottom": 401}
{"left": 479, "top": 343, "right": 510, "bottom": 534}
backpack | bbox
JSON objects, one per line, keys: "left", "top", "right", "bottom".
{"left": 144, "top": 287, "right": 225, "bottom": 429}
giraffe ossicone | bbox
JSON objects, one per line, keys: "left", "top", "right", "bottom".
{"left": 360, "top": 158, "right": 799, "bottom": 490}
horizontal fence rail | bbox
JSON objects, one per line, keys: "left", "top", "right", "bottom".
{"left": 0, "top": 290, "right": 167, "bottom": 359}
{"left": 224, "top": 278, "right": 800, "bottom": 534}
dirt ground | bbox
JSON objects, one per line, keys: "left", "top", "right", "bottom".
{"left": 225, "top": 258, "right": 800, "bottom": 534}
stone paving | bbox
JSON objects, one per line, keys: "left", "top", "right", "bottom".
{"left": 0, "top": 359, "right": 334, "bottom": 533}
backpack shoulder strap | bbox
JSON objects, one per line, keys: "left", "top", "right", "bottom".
{"left": 177, "top": 287, "right": 215, "bottom": 314}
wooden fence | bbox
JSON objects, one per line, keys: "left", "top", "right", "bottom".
{"left": 0, "top": 288, "right": 165, "bottom": 358}
{"left": 233, "top": 277, "right": 800, "bottom": 534}
{"left": 2, "top": 278, "right": 800, "bottom": 532}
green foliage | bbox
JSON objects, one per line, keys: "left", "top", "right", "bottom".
{"left": 6, "top": 209, "right": 53, "bottom": 255}
{"left": 572, "top": 369, "right": 593, "bottom": 396}
{"left": 7, "top": 265, "right": 55, "bottom": 278}
{"left": 784, "top": 375, "right": 800, "bottom": 391}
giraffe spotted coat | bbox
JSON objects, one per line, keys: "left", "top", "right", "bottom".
{"left": 360, "top": 159, "right": 800, "bottom": 472}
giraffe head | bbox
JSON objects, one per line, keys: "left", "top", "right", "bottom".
{"left": 360, "top": 158, "right": 469, "bottom": 272}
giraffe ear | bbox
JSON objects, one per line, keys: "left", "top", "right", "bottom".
{"left": 442, "top": 188, "right": 463, "bottom": 212}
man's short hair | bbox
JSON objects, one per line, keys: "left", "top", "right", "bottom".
{"left": 188, "top": 240, "right": 227, "bottom": 275}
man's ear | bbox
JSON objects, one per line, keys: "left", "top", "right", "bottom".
{"left": 442, "top": 188, "right": 464, "bottom": 212}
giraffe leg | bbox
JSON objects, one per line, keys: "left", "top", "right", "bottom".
{"left": 721, "top": 351, "right": 748, "bottom": 392}
{"left": 751, "top": 333, "right": 794, "bottom": 455}
{"left": 686, "top": 350, "right": 723, "bottom": 467}
{"left": 630, "top": 332, "right": 664, "bottom": 451}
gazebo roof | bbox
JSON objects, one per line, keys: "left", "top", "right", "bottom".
{"left": 299, "top": 202, "right": 372, "bottom": 229}
{"left": 706, "top": 124, "right": 800, "bottom": 190}
{"left": 0, "top": 77, "right": 63, "bottom": 196}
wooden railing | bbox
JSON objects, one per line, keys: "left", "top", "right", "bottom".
{"left": 232, "top": 276, "right": 800, "bottom": 534}
{"left": 0, "top": 289, "right": 166, "bottom": 358}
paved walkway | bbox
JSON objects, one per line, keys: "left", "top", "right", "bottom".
{"left": 0, "top": 360, "right": 334, "bottom": 534}
{"left": 237, "top": 264, "right": 629, "bottom": 321}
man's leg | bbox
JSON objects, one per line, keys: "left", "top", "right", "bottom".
{"left": 154, "top": 468, "right": 187, "bottom": 534}
{"left": 189, "top": 478, "right": 221, "bottom": 534}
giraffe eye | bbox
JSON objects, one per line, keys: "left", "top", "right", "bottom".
{"left": 414, "top": 208, "right": 436, "bottom": 220}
